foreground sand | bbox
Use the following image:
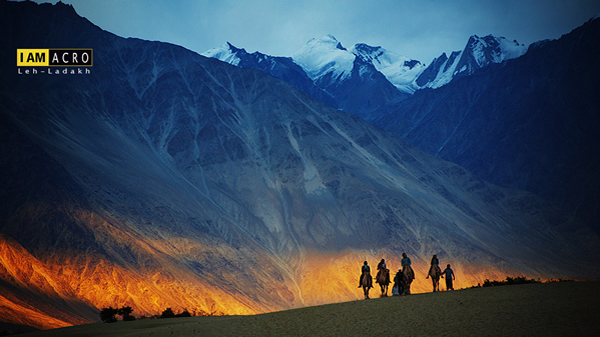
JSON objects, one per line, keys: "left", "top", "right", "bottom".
{"left": 25, "top": 281, "right": 599, "bottom": 336}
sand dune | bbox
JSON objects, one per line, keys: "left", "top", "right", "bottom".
{"left": 24, "top": 281, "right": 599, "bottom": 337}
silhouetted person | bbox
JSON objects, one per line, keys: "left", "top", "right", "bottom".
{"left": 375, "top": 259, "right": 390, "bottom": 296}
{"left": 393, "top": 268, "right": 406, "bottom": 295}
{"left": 427, "top": 254, "right": 440, "bottom": 279}
{"left": 359, "top": 261, "right": 371, "bottom": 286}
{"left": 358, "top": 261, "right": 373, "bottom": 299}
{"left": 401, "top": 253, "right": 415, "bottom": 294}
{"left": 401, "top": 253, "right": 411, "bottom": 269}
{"left": 442, "top": 264, "right": 456, "bottom": 290}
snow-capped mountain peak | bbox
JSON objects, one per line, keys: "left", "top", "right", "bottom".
{"left": 308, "top": 34, "right": 347, "bottom": 51}
{"left": 201, "top": 42, "right": 279, "bottom": 69}
{"left": 467, "top": 34, "right": 527, "bottom": 66}
{"left": 203, "top": 32, "right": 530, "bottom": 97}
{"left": 292, "top": 35, "right": 355, "bottom": 82}
{"left": 416, "top": 34, "right": 528, "bottom": 89}
{"left": 202, "top": 42, "right": 243, "bottom": 66}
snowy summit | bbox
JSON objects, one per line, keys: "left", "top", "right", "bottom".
{"left": 292, "top": 35, "right": 356, "bottom": 84}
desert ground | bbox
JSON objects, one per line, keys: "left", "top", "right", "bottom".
{"left": 23, "top": 281, "right": 599, "bottom": 337}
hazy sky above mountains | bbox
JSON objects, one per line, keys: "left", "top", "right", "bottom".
{"left": 35, "top": 0, "right": 600, "bottom": 64}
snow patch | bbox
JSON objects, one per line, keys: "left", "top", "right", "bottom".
{"left": 351, "top": 43, "right": 425, "bottom": 94}
{"left": 497, "top": 37, "right": 528, "bottom": 60}
{"left": 202, "top": 43, "right": 241, "bottom": 66}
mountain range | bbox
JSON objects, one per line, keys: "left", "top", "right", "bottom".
{"left": 1, "top": 1, "right": 599, "bottom": 332}
{"left": 203, "top": 18, "right": 600, "bottom": 233}
{"left": 203, "top": 31, "right": 527, "bottom": 116}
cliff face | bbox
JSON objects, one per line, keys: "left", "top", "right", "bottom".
{"left": 1, "top": 1, "right": 599, "bottom": 330}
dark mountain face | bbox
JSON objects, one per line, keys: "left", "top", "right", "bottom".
{"left": 318, "top": 56, "right": 411, "bottom": 121}
{"left": 415, "top": 52, "right": 450, "bottom": 87}
{"left": 206, "top": 43, "right": 339, "bottom": 109}
{"left": 374, "top": 17, "right": 600, "bottom": 231}
{"left": 1, "top": 1, "right": 599, "bottom": 330}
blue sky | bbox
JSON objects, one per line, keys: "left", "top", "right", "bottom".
{"left": 34, "top": 0, "right": 600, "bottom": 64}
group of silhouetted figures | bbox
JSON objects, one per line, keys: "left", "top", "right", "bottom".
{"left": 358, "top": 254, "right": 455, "bottom": 299}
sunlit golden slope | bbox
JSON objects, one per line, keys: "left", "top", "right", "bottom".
{"left": 0, "top": 203, "right": 542, "bottom": 331}
{"left": 0, "top": 234, "right": 94, "bottom": 330}
{"left": 0, "top": 205, "right": 301, "bottom": 326}
{"left": 0, "top": 224, "right": 287, "bottom": 329}
{"left": 0, "top": 221, "right": 538, "bottom": 324}
{"left": 0, "top": 296, "right": 70, "bottom": 331}
{"left": 0, "top": 230, "right": 533, "bottom": 331}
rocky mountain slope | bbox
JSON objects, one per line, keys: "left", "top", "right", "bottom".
{"left": 203, "top": 42, "right": 338, "bottom": 109}
{"left": 374, "top": 17, "right": 600, "bottom": 231}
{"left": 1, "top": 1, "right": 598, "bottom": 330}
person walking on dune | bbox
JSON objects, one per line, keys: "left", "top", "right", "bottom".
{"left": 393, "top": 268, "right": 406, "bottom": 295}
{"left": 442, "top": 264, "right": 456, "bottom": 290}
